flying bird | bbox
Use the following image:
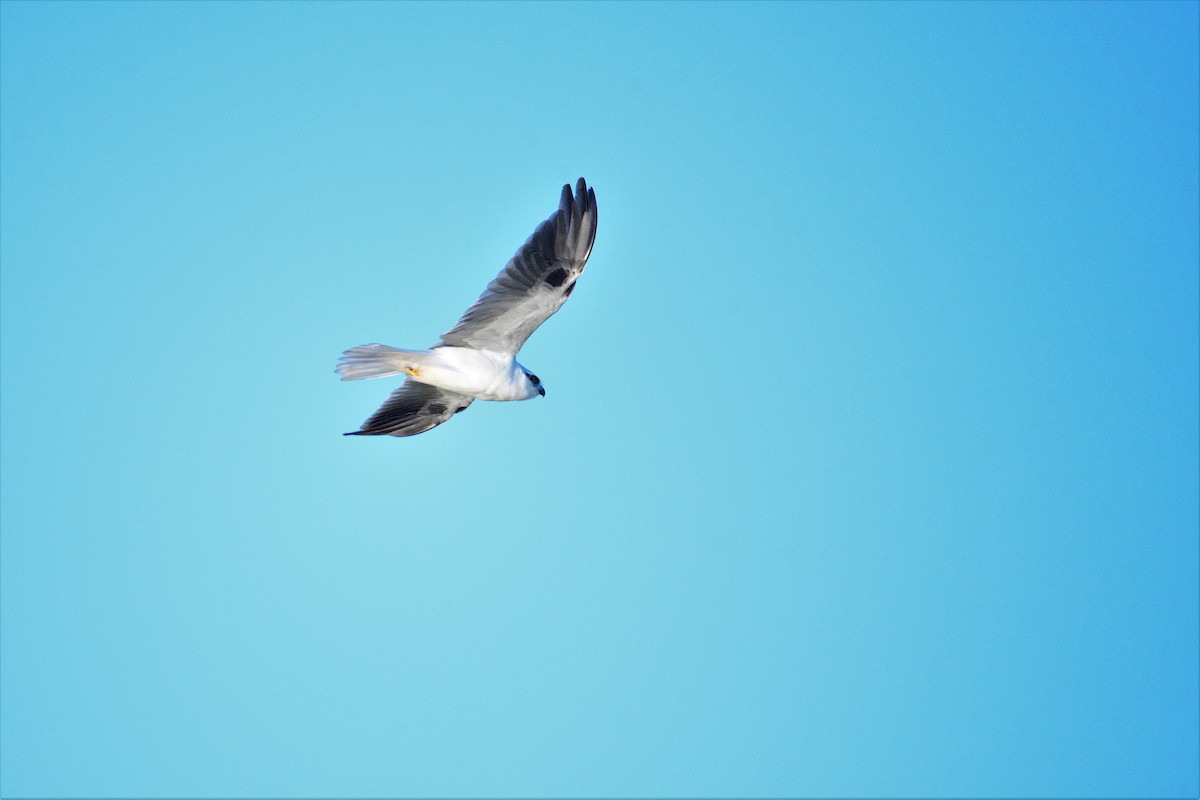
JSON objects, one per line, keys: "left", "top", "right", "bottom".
{"left": 336, "top": 178, "right": 598, "bottom": 437}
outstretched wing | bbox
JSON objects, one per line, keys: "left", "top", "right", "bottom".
{"left": 345, "top": 380, "right": 474, "bottom": 437}
{"left": 437, "top": 178, "right": 597, "bottom": 354}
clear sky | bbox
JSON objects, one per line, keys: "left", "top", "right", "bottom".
{"left": 1, "top": 1, "right": 1197, "bottom": 797}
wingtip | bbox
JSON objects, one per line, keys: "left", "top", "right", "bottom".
{"left": 564, "top": 177, "right": 590, "bottom": 202}
{"left": 574, "top": 178, "right": 594, "bottom": 218}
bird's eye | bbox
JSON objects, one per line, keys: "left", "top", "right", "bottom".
{"left": 528, "top": 373, "right": 540, "bottom": 385}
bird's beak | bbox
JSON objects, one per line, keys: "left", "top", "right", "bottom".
{"left": 537, "top": 386, "right": 546, "bottom": 397}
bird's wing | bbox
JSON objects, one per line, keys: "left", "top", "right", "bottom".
{"left": 345, "top": 380, "right": 474, "bottom": 437}
{"left": 437, "top": 178, "right": 597, "bottom": 354}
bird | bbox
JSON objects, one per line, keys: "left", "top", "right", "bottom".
{"left": 336, "top": 178, "right": 598, "bottom": 437}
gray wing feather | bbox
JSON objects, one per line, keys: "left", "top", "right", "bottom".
{"left": 437, "top": 178, "right": 597, "bottom": 354}
{"left": 345, "top": 380, "right": 474, "bottom": 437}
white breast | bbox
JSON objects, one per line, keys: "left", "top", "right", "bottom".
{"left": 418, "top": 346, "right": 535, "bottom": 401}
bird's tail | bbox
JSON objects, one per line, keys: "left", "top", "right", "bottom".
{"left": 336, "top": 344, "right": 428, "bottom": 381}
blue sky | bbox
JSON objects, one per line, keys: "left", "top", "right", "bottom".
{"left": 1, "top": 1, "right": 1197, "bottom": 796}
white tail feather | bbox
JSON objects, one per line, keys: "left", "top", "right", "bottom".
{"left": 336, "top": 344, "right": 425, "bottom": 381}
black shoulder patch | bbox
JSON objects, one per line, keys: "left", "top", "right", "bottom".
{"left": 454, "top": 405, "right": 468, "bottom": 414}
{"left": 545, "top": 267, "right": 568, "bottom": 287}
{"left": 564, "top": 279, "right": 577, "bottom": 298}
{"left": 426, "top": 403, "right": 447, "bottom": 415}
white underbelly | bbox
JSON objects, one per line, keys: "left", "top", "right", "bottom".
{"left": 416, "top": 347, "right": 527, "bottom": 401}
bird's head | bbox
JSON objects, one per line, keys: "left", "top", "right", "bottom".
{"left": 524, "top": 370, "right": 546, "bottom": 398}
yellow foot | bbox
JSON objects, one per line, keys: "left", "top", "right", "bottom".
{"left": 404, "top": 366, "right": 422, "bottom": 377}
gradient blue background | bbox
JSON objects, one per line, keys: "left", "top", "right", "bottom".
{"left": 2, "top": 1, "right": 1197, "bottom": 797}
